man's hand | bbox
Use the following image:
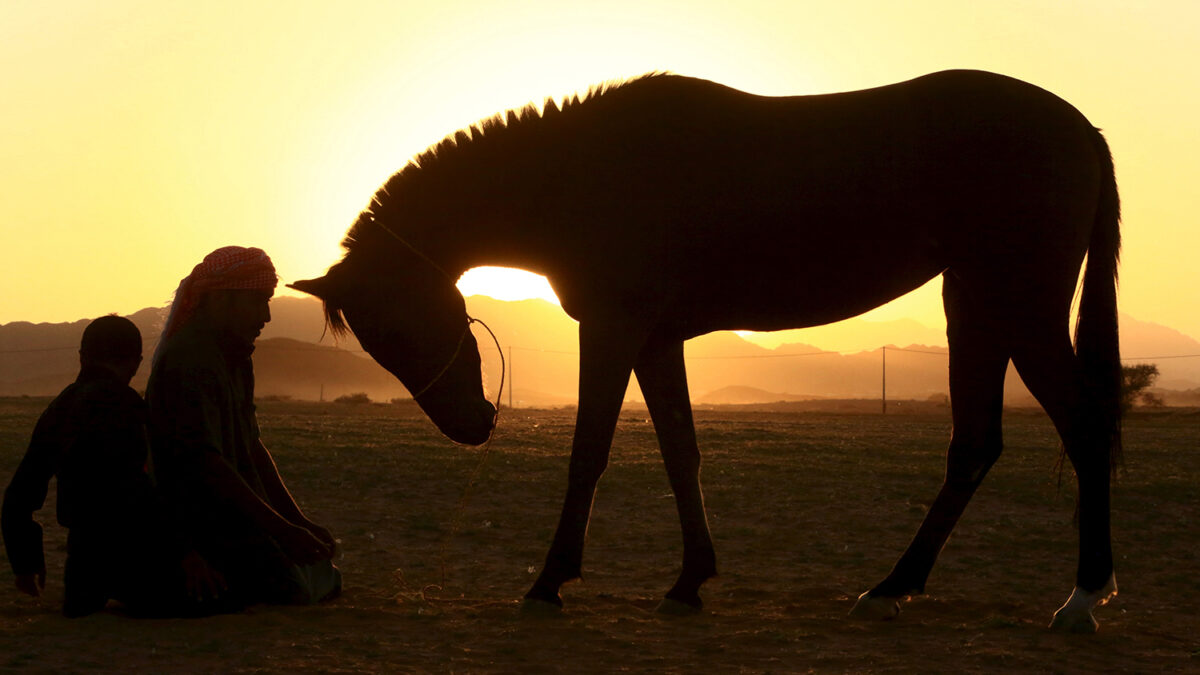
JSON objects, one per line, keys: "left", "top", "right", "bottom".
{"left": 181, "top": 551, "right": 226, "bottom": 602}
{"left": 300, "top": 520, "right": 338, "bottom": 555}
{"left": 276, "top": 523, "right": 335, "bottom": 565}
{"left": 14, "top": 571, "right": 45, "bottom": 598}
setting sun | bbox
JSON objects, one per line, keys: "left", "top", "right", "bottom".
{"left": 457, "top": 267, "right": 559, "bottom": 304}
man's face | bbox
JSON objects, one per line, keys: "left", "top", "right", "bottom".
{"left": 209, "top": 289, "right": 273, "bottom": 344}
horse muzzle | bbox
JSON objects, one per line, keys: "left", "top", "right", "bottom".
{"left": 431, "top": 398, "right": 497, "bottom": 446}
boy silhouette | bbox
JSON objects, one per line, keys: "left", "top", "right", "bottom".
{"left": 2, "top": 315, "right": 225, "bottom": 617}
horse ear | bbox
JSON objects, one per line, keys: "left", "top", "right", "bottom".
{"left": 287, "top": 275, "right": 337, "bottom": 300}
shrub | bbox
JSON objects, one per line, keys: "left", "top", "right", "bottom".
{"left": 1121, "top": 364, "right": 1162, "bottom": 412}
{"left": 334, "top": 392, "right": 372, "bottom": 404}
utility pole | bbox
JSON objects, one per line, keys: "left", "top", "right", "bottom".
{"left": 319, "top": 383, "right": 324, "bottom": 403}
{"left": 508, "top": 346, "right": 514, "bottom": 410}
{"left": 881, "top": 346, "right": 887, "bottom": 415}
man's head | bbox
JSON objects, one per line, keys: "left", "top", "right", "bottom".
{"left": 80, "top": 315, "right": 142, "bottom": 384}
{"left": 156, "top": 246, "right": 277, "bottom": 357}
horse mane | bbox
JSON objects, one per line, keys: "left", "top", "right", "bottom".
{"left": 339, "top": 72, "right": 668, "bottom": 254}
{"left": 320, "top": 73, "right": 667, "bottom": 336}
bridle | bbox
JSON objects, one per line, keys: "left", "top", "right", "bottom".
{"left": 407, "top": 316, "right": 502, "bottom": 406}
{"left": 367, "top": 217, "right": 505, "bottom": 414}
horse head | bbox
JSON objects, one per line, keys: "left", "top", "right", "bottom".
{"left": 290, "top": 254, "right": 497, "bottom": 446}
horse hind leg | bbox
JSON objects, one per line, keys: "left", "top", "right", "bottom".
{"left": 1010, "top": 327, "right": 1117, "bottom": 633}
{"left": 852, "top": 281, "right": 1009, "bottom": 620}
{"left": 634, "top": 338, "right": 717, "bottom": 615}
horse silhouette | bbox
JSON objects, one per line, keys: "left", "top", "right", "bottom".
{"left": 291, "top": 70, "right": 1121, "bottom": 632}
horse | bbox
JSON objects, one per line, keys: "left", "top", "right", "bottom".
{"left": 290, "top": 70, "right": 1122, "bottom": 632}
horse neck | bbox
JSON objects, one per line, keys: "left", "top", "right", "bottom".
{"left": 387, "top": 154, "right": 564, "bottom": 279}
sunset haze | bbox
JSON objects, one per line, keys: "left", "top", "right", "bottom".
{"left": 3, "top": 0, "right": 1198, "bottom": 344}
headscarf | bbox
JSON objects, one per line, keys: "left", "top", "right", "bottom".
{"left": 153, "top": 246, "right": 277, "bottom": 365}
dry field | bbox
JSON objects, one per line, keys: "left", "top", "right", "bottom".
{"left": 1, "top": 397, "right": 1198, "bottom": 673}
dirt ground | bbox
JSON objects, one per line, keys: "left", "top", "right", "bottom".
{"left": 2, "top": 398, "right": 1197, "bottom": 673}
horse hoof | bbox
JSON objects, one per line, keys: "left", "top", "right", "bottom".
{"left": 519, "top": 597, "right": 564, "bottom": 617}
{"left": 1049, "top": 574, "right": 1116, "bottom": 634}
{"left": 1049, "top": 609, "right": 1099, "bottom": 634}
{"left": 848, "top": 591, "right": 901, "bottom": 621}
{"left": 655, "top": 597, "right": 702, "bottom": 616}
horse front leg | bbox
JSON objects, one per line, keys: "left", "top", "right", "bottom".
{"left": 635, "top": 338, "right": 716, "bottom": 614}
{"left": 522, "top": 321, "right": 645, "bottom": 613}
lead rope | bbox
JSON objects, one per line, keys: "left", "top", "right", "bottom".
{"left": 422, "top": 315, "right": 505, "bottom": 603}
{"left": 366, "top": 218, "right": 509, "bottom": 605}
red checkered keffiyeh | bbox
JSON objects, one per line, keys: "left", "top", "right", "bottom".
{"left": 156, "top": 246, "right": 277, "bottom": 358}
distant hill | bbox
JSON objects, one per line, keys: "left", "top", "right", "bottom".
{"left": 260, "top": 296, "right": 357, "bottom": 349}
{"left": 252, "top": 338, "right": 410, "bottom": 402}
{"left": 1118, "top": 314, "right": 1200, "bottom": 389}
{"left": 0, "top": 307, "right": 165, "bottom": 396}
{"left": 739, "top": 317, "right": 948, "bottom": 353}
{"left": 4, "top": 297, "right": 1199, "bottom": 405}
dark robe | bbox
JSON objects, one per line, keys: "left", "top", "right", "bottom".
{"left": 147, "top": 322, "right": 339, "bottom": 605}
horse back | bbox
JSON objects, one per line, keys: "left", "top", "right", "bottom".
{"left": 547, "top": 71, "right": 1104, "bottom": 335}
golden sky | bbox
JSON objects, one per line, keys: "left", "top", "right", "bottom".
{"left": 3, "top": 1, "right": 1198, "bottom": 341}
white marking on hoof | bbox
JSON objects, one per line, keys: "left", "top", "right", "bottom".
{"left": 655, "top": 598, "right": 702, "bottom": 616}
{"left": 1049, "top": 573, "right": 1117, "bottom": 633}
{"left": 849, "top": 591, "right": 901, "bottom": 621}
{"left": 518, "top": 597, "right": 564, "bottom": 617}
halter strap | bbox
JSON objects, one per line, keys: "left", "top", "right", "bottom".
{"left": 369, "top": 217, "right": 456, "bottom": 284}
{"left": 408, "top": 319, "right": 472, "bottom": 401}
{"left": 408, "top": 317, "right": 506, "bottom": 414}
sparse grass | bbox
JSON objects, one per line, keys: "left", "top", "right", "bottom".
{"left": 0, "top": 397, "right": 1197, "bottom": 672}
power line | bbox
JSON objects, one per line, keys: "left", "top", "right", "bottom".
{"left": 4, "top": 336, "right": 1200, "bottom": 361}
{"left": 0, "top": 335, "right": 369, "bottom": 355}
{"left": 687, "top": 351, "right": 836, "bottom": 360}
{"left": 509, "top": 347, "right": 576, "bottom": 356}
{"left": 0, "top": 335, "right": 163, "bottom": 354}
{"left": 887, "top": 347, "right": 949, "bottom": 356}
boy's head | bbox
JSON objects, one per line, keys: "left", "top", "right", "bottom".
{"left": 79, "top": 315, "right": 142, "bottom": 383}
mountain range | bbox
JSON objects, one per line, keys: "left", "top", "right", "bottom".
{"left": 3, "top": 296, "right": 1199, "bottom": 406}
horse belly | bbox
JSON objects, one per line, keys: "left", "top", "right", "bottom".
{"left": 663, "top": 216, "right": 945, "bottom": 337}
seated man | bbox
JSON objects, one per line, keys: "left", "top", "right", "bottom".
{"left": 2, "top": 315, "right": 226, "bottom": 617}
{"left": 147, "top": 246, "right": 340, "bottom": 606}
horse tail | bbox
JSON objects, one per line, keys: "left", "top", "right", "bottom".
{"left": 1073, "top": 128, "right": 1122, "bottom": 475}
